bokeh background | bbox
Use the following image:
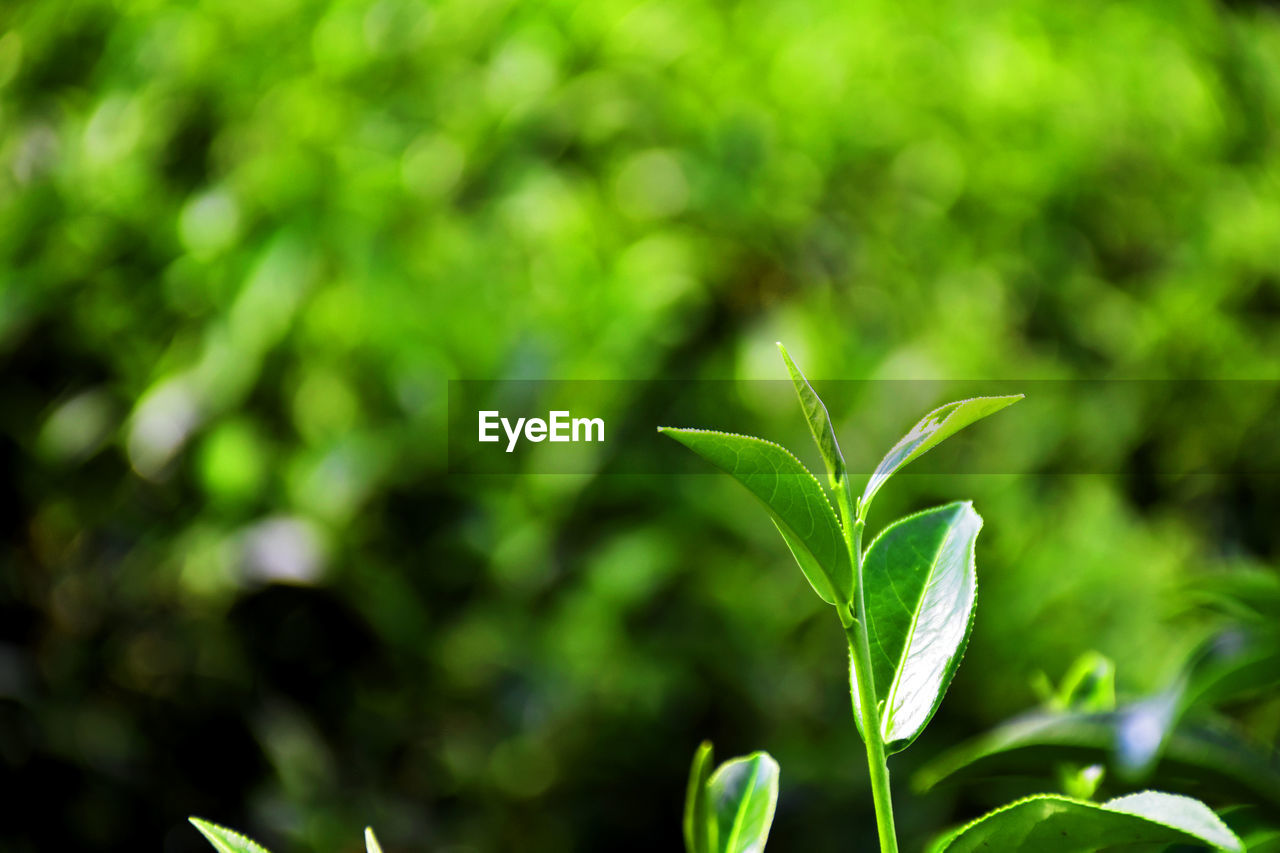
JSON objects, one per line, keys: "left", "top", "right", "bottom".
{"left": 4, "top": 0, "right": 1280, "bottom": 849}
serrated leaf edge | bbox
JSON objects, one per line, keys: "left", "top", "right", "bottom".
{"left": 656, "top": 427, "right": 841, "bottom": 525}
{"left": 863, "top": 395, "right": 1023, "bottom": 511}
{"left": 1104, "top": 790, "right": 1243, "bottom": 850}
{"left": 936, "top": 791, "right": 1243, "bottom": 852}
{"left": 874, "top": 502, "right": 981, "bottom": 751}
{"left": 708, "top": 751, "right": 779, "bottom": 853}
{"left": 776, "top": 341, "right": 847, "bottom": 488}
{"left": 188, "top": 817, "right": 272, "bottom": 853}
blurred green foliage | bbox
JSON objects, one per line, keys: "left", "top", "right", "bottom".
{"left": 3, "top": 0, "right": 1280, "bottom": 850}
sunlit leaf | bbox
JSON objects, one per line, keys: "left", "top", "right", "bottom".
{"left": 854, "top": 502, "right": 981, "bottom": 752}
{"left": 189, "top": 818, "right": 272, "bottom": 853}
{"left": 365, "top": 827, "right": 384, "bottom": 853}
{"left": 861, "top": 396, "right": 1022, "bottom": 513}
{"left": 931, "top": 791, "right": 1242, "bottom": 852}
{"left": 659, "top": 428, "right": 852, "bottom": 604}
{"left": 706, "top": 752, "right": 780, "bottom": 853}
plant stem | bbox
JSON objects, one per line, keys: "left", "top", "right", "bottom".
{"left": 835, "top": 482, "right": 899, "bottom": 853}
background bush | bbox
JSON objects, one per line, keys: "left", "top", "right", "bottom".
{"left": 2, "top": 0, "right": 1280, "bottom": 850}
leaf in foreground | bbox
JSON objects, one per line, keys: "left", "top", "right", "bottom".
{"left": 189, "top": 818, "right": 272, "bottom": 853}
{"left": 861, "top": 395, "right": 1022, "bottom": 513}
{"left": 706, "top": 752, "right": 780, "bottom": 853}
{"left": 659, "top": 428, "right": 852, "bottom": 605}
{"left": 855, "top": 501, "right": 981, "bottom": 752}
{"left": 932, "top": 790, "right": 1243, "bottom": 852}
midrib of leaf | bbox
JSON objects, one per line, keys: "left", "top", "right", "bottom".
{"left": 659, "top": 426, "right": 850, "bottom": 604}
{"left": 664, "top": 428, "right": 838, "bottom": 530}
{"left": 189, "top": 818, "right": 272, "bottom": 853}
{"left": 864, "top": 504, "right": 954, "bottom": 701}
{"left": 777, "top": 342, "right": 846, "bottom": 489}
{"left": 724, "top": 759, "right": 760, "bottom": 853}
{"left": 881, "top": 521, "right": 952, "bottom": 742}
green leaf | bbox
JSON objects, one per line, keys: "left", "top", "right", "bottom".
{"left": 365, "top": 827, "right": 384, "bottom": 853}
{"left": 776, "top": 342, "right": 846, "bottom": 489}
{"left": 1049, "top": 652, "right": 1117, "bottom": 713}
{"left": 685, "top": 741, "right": 715, "bottom": 853}
{"left": 861, "top": 396, "right": 1022, "bottom": 513}
{"left": 706, "top": 752, "right": 780, "bottom": 853}
{"left": 911, "top": 709, "right": 1280, "bottom": 809}
{"left": 659, "top": 428, "right": 852, "bottom": 605}
{"left": 189, "top": 818, "right": 273, "bottom": 853}
{"left": 931, "top": 791, "right": 1243, "bottom": 852}
{"left": 855, "top": 501, "right": 981, "bottom": 752}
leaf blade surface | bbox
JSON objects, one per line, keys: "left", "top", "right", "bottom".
{"left": 706, "top": 752, "right": 780, "bottom": 853}
{"left": 659, "top": 427, "right": 851, "bottom": 604}
{"left": 854, "top": 501, "right": 981, "bottom": 751}
{"left": 932, "top": 791, "right": 1242, "bottom": 853}
{"left": 189, "top": 818, "right": 273, "bottom": 853}
{"left": 861, "top": 396, "right": 1022, "bottom": 512}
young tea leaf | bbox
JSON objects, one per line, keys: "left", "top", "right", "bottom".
{"left": 931, "top": 791, "right": 1243, "bottom": 853}
{"left": 685, "top": 741, "right": 715, "bottom": 853}
{"left": 776, "top": 342, "right": 846, "bottom": 489}
{"left": 365, "top": 827, "right": 384, "bottom": 853}
{"left": 706, "top": 752, "right": 780, "bottom": 853}
{"left": 855, "top": 501, "right": 981, "bottom": 752}
{"left": 658, "top": 428, "right": 852, "bottom": 605}
{"left": 189, "top": 818, "right": 273, "bottom": 853}
{"left": 861, "top": 396, "right": 1022, "bottom": 514}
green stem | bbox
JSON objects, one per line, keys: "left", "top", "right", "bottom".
{"left": 835, "top": 481, "right": 899, "bottom": 853}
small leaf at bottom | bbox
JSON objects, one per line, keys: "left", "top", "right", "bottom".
{"left": 707, "top": 752, "right": 780, "bottom": 853}
{"left": 189, "top": 818, "right": 273, "bottom": 853}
